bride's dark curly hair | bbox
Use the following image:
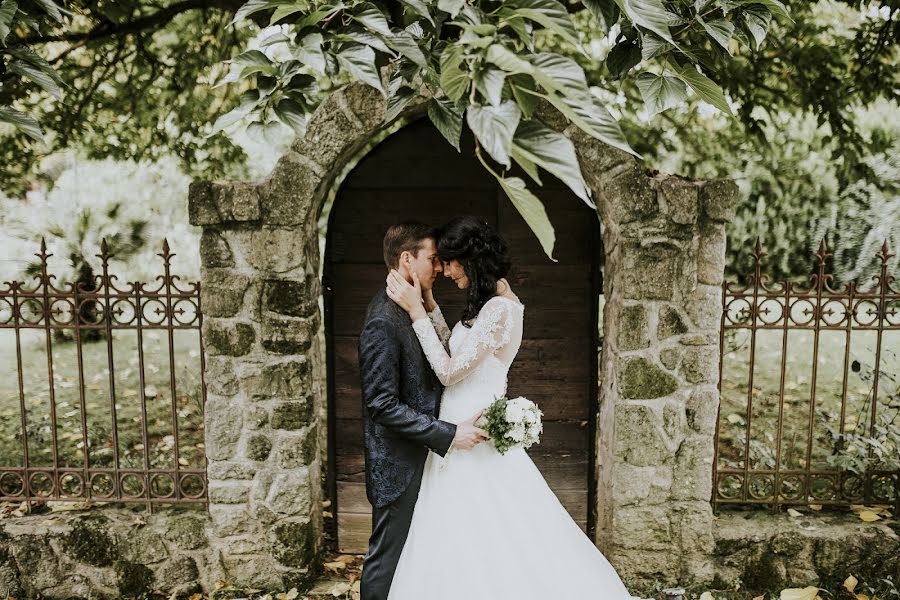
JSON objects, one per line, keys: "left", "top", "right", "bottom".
{"left": 436, "top": 216, "right": 512, "bottom": 328}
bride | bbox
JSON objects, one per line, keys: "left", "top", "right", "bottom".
{"left": 383, "top": 216, "right": 635, "bottom": 600}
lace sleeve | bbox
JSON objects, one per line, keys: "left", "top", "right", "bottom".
{"left": 412, "top": 298, "right": 515, "bottom": 387}
{"left": 427, "top": 305, "right": 452, "bottom": 352}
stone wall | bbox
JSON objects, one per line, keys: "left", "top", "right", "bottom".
{"left": 0, "top": 508, "right": 215, "bottom": 599}
{"left": 180, "top": 81, "right": 743, "bottom": 591}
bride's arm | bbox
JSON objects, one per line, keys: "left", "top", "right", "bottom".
{"left": 411, "top": 298, "right": 514, "bottom": 386}
{"left": 425, "top": 305, "right": 452, "bottom": 351}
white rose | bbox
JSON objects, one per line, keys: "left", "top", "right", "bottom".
{"left": 505, "top": 403, "right": 525, "bottom": 422}
{"left": 508, "top": 425, "right": 526, "bottom": 442}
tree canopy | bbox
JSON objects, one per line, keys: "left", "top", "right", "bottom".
{"left": 1, "top": 0, "right": 896, "bottom": 259}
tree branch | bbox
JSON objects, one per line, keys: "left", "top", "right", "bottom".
{"left": 22, "top": 0, "right": 244, "bottom": 45}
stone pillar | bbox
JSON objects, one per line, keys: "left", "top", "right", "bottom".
{"left": 574, "top": 131, "right": 739, "bottom": 588}
{"left": 188, "top": 175, "right": 325, "bottom": 588}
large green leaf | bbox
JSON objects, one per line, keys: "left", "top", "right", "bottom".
{"left": 742, "top": 5, "right": 772, "bottom": 48}
{"left": 438, "top": 0, "right": 465, "bottom": 18}
{"left": 294, "top": 32, "right": 327, "bottom": 72}
{"left": 497, "top": 9, "right": 534, "bottom": 50}
{"left": 231, "top": 0, "right": 280, "bottom": 26}
{"left": 385, "top": 85, "right": 416, "bottom": 123}
{"left": 671, "top": 62, "right": 732, "bottom": 115}
{"left": 635, "top": 71, "right": 687, "bottom": 115}
{"left": 486, "top": 43, "right": 534, "bottom": 75}
{"left": 542, "top": 91, "right": 638, "bottom": 157}
{"left": 475, "top": 66, "right": 506, "bottom": 106}
{"left": 0, "top": 0, "right": 16, "bottom": 45}
{"left": 385, "top": 31, "right": 427, "bottom": 67}
{"left": 33, "top": 0, "right": 69, "bottom": 23}
{"left": 352, "top": 3, "right": 392, "bottom": 36}
{"left": 270, "top": 1, "right": 311, "bottom": 24}
{"left": 399, "top": 0, "right": 435, "bottom": 26}
{"left": 509, "top": 74, "right": 539, "bottom": 119}
{"left": 210, "top": 90, "right": 261, "bottom": 134}
{"left": 606, "top": 39, "right": 641, "bottom": 79}
{"left": 737, "top": 0, "right": 792, "bottom": 22}
{"left": 512, "top": 120, "right": 593, "bottom": 207}
{"left": 0, "top": 105, "right": 43, "bottom": 142}
{"left": 507, "top": 0, "right": 579, "bottom": 46}
{"left": 340, "top": 27, "right": 393, "bottom": 54}
{"left": 700, "top": 16, "right": 735, "bottom": 52}
{"left": 466, "top": 100, "right": 521, "bottom": 168}
{"left": 640, "top": 32, "right": 672, "bottom": 60}
{"left": 8, "top": 46, "right": 64, "bottom": 85}
{"left": 336, "top": 43, "right": 386, "bottom": 96}
{"left": 232, "top": 49, "right": 276, "bottom": 78}
{"left": 530, "top": 52, "right": 589, "bottom": 97}
{"left": 8, "top": 59, "right": 63, "bottom": 99}
{"left": 427, "top": 97, "right": 463, "bottom": 151}
{"left": 614, "top": 0, "right": 678, "bottom": 47}
{"left": 496, "top": 175, "right": 556, "bottom": 260}
{"left": 439, "top": 44, "right": 469, "bottom": 103}
{"left": 582, "top": 0, "right": 620, "bottom": 33}
{"left": 274, "top": 98, "right": 308, "bottom": 135}
{"left": 513, "top": 152, "right": 543, "bottom": 185}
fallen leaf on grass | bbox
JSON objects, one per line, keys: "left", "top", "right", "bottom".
{"left": 323, "top": 561, "right": 347, "bottom": 574}
{"left": 787, "top": 508, "right": 803, "bottom": 517}
{"left": 699, "top": 592, "right": 714, "bottom": 600}
{"left": 780, "top": 586, "right": 819, "bottom": 600}
{"left": 857, "top": 510, "right": 881, "bottom": 522}
{"left": 844, "top": 574, "right": 858, "bottom": 593}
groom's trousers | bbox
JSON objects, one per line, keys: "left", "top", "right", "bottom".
{"left": 360, "top": 458, "right": 425, "bottom": 600}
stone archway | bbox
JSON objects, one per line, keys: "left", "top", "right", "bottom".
{"left": 188, "top": 82, "right": 738, "bottom": 589}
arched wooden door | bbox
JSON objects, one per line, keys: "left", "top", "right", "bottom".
{"left": 324, "top": 118, "right": 601, "bottom": 553}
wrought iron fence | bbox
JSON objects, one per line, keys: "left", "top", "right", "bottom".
{"left": 714, "top": 240, "right": 899, "bottom": 512}
{"left": 0, "top": 239, "right": 207, "bottom": 511}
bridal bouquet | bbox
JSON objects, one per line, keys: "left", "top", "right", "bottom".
{"left": 480, "top": 396, "right": 543, "bottom": 455}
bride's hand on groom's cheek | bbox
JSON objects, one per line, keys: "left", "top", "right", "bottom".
{"left": 386, "top": 270, "right": 427, "bottom": 320}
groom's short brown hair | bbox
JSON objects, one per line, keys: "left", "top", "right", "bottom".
{"left": 383, "top": 222, "right": 436, "bottom": 270}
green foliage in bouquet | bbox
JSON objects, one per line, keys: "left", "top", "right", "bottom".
{"left": 482, "top": 396, "right": 516, "bottom": 454}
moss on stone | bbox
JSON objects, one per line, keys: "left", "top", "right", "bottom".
{"left": 617, "top": 305, "right": 650, "bottom": 351}
{"left": 618, "top": 356, "right": 678, "bottom": 399}
{"left": 61, "top": 517, "right": 116, "bottom": 567}
{"left": 657, "top": 305, "right": 688, "bottom": 340}
{"left": 247, "top": 434, "right": 273, "bottom": 461}
{"left": 271, "top": 401, "right": 312, "bottom": 430}
{"left": 164, "top": 514, "right": 209, "bottom": 550}
{"left": 115, "top": 560, "right": 155, "bottom": 597}
{"left": 271, "top": 518, "right": 317, "bottom": 568}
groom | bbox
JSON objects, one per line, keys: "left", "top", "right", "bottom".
{"left": 357, "top": 222, "right": 487, "bottom": 600}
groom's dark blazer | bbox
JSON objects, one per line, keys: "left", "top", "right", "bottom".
{"left": 358, "top": 289, "right": 457, "bottom": 508}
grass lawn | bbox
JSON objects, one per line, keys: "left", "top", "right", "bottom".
{"left": 717, "top": 296, "right": 900, "bottom": 504}
{"left": 0, "top": 327, "right": 205, "bottom": 498}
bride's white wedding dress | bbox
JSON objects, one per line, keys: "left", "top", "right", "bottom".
{"left": 386, "top": 295, "right": 634, "bottom": 599}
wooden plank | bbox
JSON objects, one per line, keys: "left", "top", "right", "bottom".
{"left": 344, "top": 121, "right": 495, "bottom": 190}
{"left": 337, "top": 512, "right": 371, "bottom": 554}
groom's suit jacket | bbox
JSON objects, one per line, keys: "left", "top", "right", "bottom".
{"left": 358, "top": 289, "right": 457, "bottom": 508}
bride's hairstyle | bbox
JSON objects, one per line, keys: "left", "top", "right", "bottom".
{"left": 436, "top": 216, "right": 511, "bottom": 328}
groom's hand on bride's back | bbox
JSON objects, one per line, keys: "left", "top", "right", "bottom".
{"left": 452, "top": 409, "right": 489, "bottom": 450}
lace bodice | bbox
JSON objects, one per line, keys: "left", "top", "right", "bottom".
{"left": 414, "top": 296, "right": 525, "bottom": 388}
